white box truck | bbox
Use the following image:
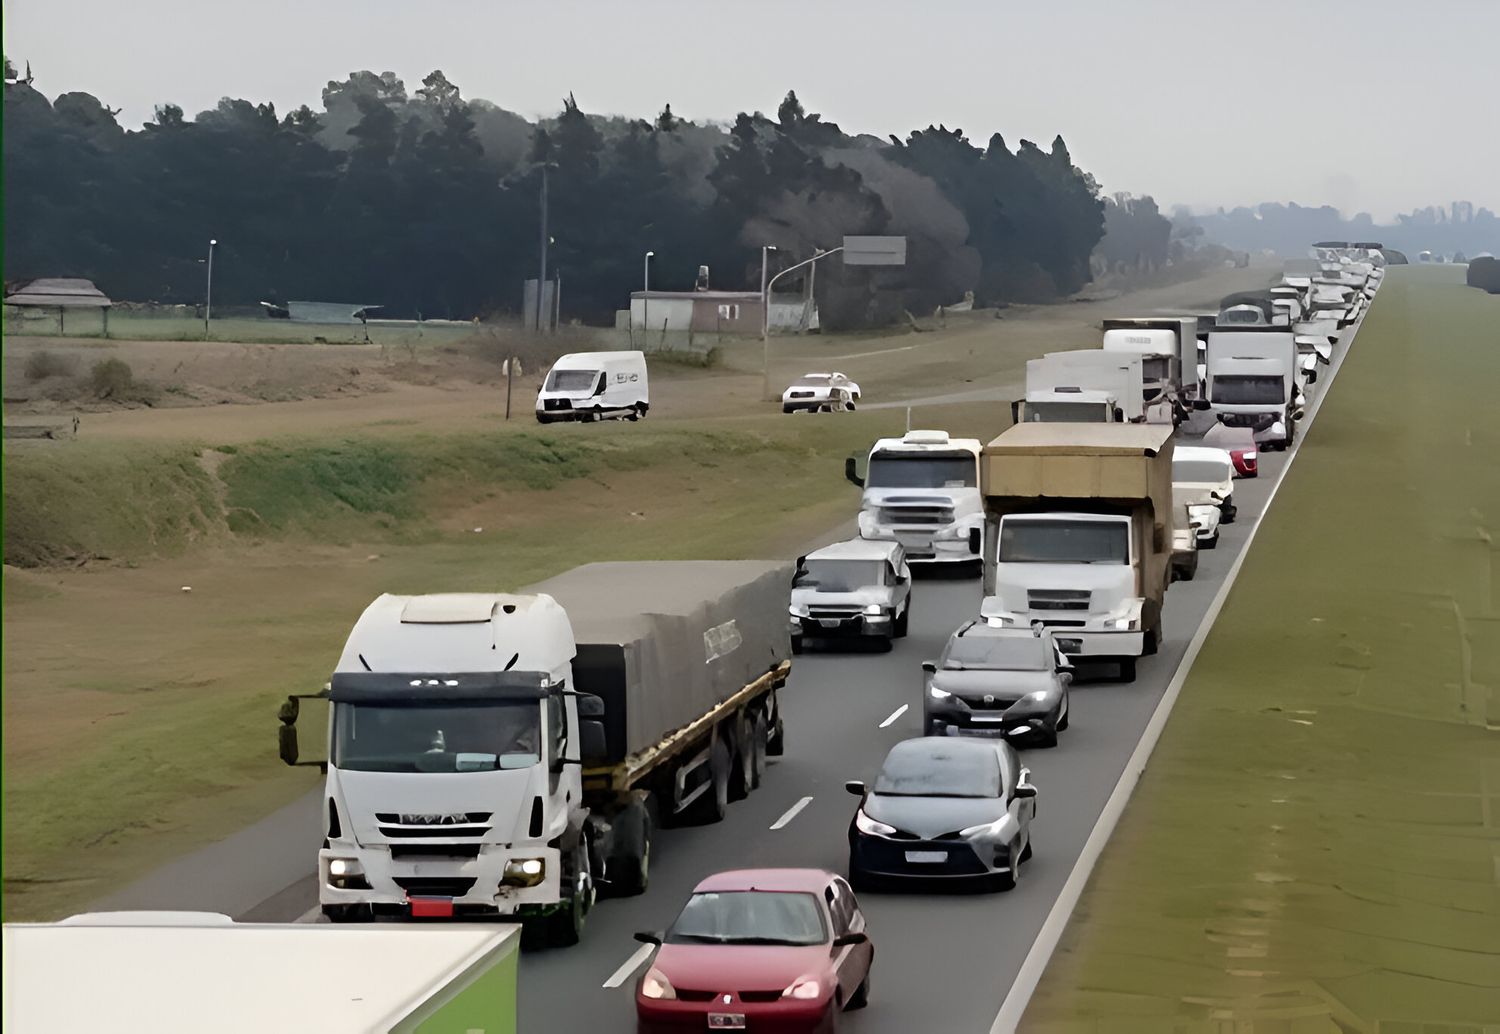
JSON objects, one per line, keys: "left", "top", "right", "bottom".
{"left": 1101, "top": 316, "right": 1197, "bottom": 409}
{"left": 277, "top": 561, "right": 792, "bottom": 946}
{"left": 535, "top": 350, "right": 649, "bottom": 423}
{"left": 845, "top": 429, "right": 985, "bottom": 566}
{"left": 977, "top": 423, "right": 1175, "bottom": 682}
{"left": 1011, "top": 352, "right": 1138, "bottom": 424}
{"left": 1201, "top": 329, "right": 1304, "bottom": 450}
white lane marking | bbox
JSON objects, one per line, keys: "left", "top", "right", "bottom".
{"left": 879, "top": 704, "right": 909, "bottom": 728}
{"left": 989, "top": 304, "right": 1370, "bottom": 1033}
{"left": 770, "top": 796, "right": 815, "bottom": 830}
{"left": 296, "top": 904, "right": 322, "bottom": 924}
{"left": 602, "top": 943, "right": 655, "bottom": 989}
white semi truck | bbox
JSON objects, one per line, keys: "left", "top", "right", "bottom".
{"left": 1201, "top": 329, "right": 1304, "bottom": 450}
{"left": 277, "top": 561, "right": 792, "bottom": 946}
{"left": 845, "top": 429, "right": 985, "bottom": 566}
{"left": 1101, "top": 316, "right": 1198, "bottom": 411}
{"left": 1011, "top": 351, "right": 1137, "bottom": 424}
{"left": 977, "top": 423, "right": 1175, "bottom": 682}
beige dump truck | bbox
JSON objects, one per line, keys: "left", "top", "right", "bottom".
{"left": 977, "top": 423, "right": 1175, "bottom": 681}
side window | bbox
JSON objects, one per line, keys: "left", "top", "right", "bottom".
{"left": 832, "top": 877, "right": 862, "bottom": 930}
{"left": 547, "top": 693, "right": 567, "bottom": 758}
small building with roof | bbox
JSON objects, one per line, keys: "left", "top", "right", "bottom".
{"left": 3, "top": 278, "right": 114, "bottom": 336}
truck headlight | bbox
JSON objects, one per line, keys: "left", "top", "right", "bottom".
{"left": 502, "top": 858, "right": 546, "bottom": 888}
{"left": 863, "top": 604, "right": 885, "bottom": 617}
{"left": 327, "top": 857, "right": 370, "bottom": 890}
{"left": 789, "top": 604, "right": 809, "bottom": 618}
{"left": 1111, "top": 617, "right": 1136, "bottom": 631}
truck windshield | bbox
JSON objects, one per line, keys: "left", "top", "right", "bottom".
{"left": 866, "top": 452, "right": 976, "bottom": 489}
{"left": 998, "top": 519, "right": 1129, "bottom": 564}
{"left": 1141, "top": 356, "right": 1170, "bottom": 382}
{"left": 1212, "top": 375, "right": 1284, "bottom": 405}
{"left": 1024, "top": 401, "right": 1107, "bottom": 423}
{"left": 333, "top": 700, "right": 541, "bottom": 773}
{"left": 795, "top": 559, "right": 885, "bottom": 592}
{"left": 545, "top": 369, "right": 600, "bottom": 392}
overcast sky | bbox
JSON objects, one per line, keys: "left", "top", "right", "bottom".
{"left": 6, "top": 0, "right": 1496, "bottom": 219}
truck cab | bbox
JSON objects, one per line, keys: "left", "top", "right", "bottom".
{"left": 1012, "top": 387, "right": 1124, "bottom": 424}
{"left": 846, "top": 430, "right": 984, "bottom": 566}
{"left": 1101, "top": 316, "right": 1196, "bottom": 410}
{"left": 1203, "top": 329, "right": 1304, "bottom": 450}
{"left": 289, "top": 593, "right": 606, "bottom": 941}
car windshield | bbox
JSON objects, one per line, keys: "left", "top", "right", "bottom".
{"left": 1212, "top": 375, "right": 1284, "bottom": 405}
{"left": 546, "top": 369, "right": 599, "bottom": 392}
{"left": 1023, "top": 401, "right": 1108, "bottom": 423}
{"left": 333, "top": 700, "right": 541, "bottom": 773}
{"left": 795, "top": 559, "right": 885, "bottom": 592}
{"left": 998, "top": 518, "right": 1128, "bottom": 564}
{"left": 866, "top": 451, "right": 976, "bottom": 489}
{"left": 666, "top": 891, "right": 826, "bottom": 946}
{"left": 795, "top": 376, "right": 833, "bottom": 388}
{"left": 1173, "top": 459, "right": 1231, "bottom": 484}
{"left": 874, "top": 745, "right": 1000, "bottom": 798}
{"left": 943, "top": 635, "right": 1051, "bottom": 671}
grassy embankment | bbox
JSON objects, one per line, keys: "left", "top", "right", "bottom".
{"left": 1, "top": 405, "right": 1006, "bottom": 920}
{"left": 1024, "top": 265, "right": 1500, "bottom": 1029}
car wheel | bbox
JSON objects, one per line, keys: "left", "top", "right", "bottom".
{"left": 1143, "top": 619, "right": 1161, "bottom": 656}
{"left": 791, "top": 635, "right": 804, "bottom": 655}
{"left": 877, "top": 635, "right": 895, "bottom": 653}
{"left": 322, "top": 904, "right": 373, "bottom": 923}
{"left": 1036, "top": 713, "right": 1060, "bottom": 748}
{"left": 1201, "top": 532, "right": 1219, "bottom": 550}
{"left": 1117, "top": 657, "right": 1137, "bottom": 682}
{"left": 535, "top": 413, "right": 553, "bottom": 425}
{"left": 847, "top": 968, "right": 871, "bottom": 1010}
{"left": 992, "top": 840, "right": 1020, "bottom": 892}
{"left": 782, "top": 405, "right": 794, "bottom": 414}
{"left": 894, "top": 604, "right": 910, "bottom": 638}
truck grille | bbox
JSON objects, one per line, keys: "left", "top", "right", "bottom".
{"left": 376, "top": 812, "right": 492, "bottom": 839}
{"left": 1027, "top": 589, "right": 1091, "bottom": 611}
{"left": 808, "top": 605, "right": 862, "bottom": 619}
{"left": 393, "top": 876, "right": 477, "bottom": 898}
{"left": 878, "top": 503, "right": 955, "bottom": 527}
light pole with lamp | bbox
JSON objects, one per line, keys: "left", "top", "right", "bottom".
{"left": 204, "top": 238, "right": 217, "bottom": 339}
{"left": 642, "top": 250, "right": 655, "bottom": 348}
{"left": 758, "top": 244, "right": 778, "bottom": 341}
{"left": 761, "top": 245, "right": 843, "bottom": 400}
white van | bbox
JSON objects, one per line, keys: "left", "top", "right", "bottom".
{"left": 535, "top": 350, "right": 649, "bottom": 423}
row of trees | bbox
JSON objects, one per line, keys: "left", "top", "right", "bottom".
{"left": 5, "top": 59, "right": 1125, "bottom": 327}
{"left": 1187, "top": 201, "right": 1498, "bottom": 260}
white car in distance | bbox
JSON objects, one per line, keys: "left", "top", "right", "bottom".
{"left": 1172, "top": 445, "right": 1237, "bottom": 549}
{"left": 783, "top": 372, "right": 861, "bottom": 414}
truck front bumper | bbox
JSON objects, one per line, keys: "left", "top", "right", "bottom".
{"left": 318, "top": 843, "right": 562, "bottom": 917}
{"left": 791, "top": 614, "right": 892, "bottom": 639}
{"left": 986, "top": 620, "right": 1144, "bottom": 659}
{"left": 865, "top": 528, "right": 981, "bottom": 563}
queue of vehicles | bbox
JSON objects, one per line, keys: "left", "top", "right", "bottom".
{"left": 260, "top": 247, "right": 1380, "bottom": 1031}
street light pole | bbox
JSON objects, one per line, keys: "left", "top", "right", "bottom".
{"left": 761, "top": 246, "right": 843, "bottom": 400}
{"left": 535, "top": 166, "right": 549, "bottom": 333}
{"left": 643, "top": 251, "right": 655, "bottom": 349}
{"left": 204, "top": 238, "right": 217, "bottom": 340}
{"left": 759, "top": 245, "right": 778, "bottom": 340}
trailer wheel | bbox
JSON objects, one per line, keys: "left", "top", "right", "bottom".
{"left": 730, "top": 715, "right": 754, "bottom": 802}
{"left": 767, "top": 713, "right": 786, "bottom": 757}
{"left": 605, "top": 798, "right": 653, "bottom": 898}
{"left": 689, "top": 737, "right": 731, "bottom": 824}
{"left": 749, "top": 711, "right": 769, "bottom": 790}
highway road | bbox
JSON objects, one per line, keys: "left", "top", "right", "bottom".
{"left": 105, "top": 309, "right": 1366, "bottom": 1033}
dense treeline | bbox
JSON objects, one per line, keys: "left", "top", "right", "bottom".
{"left": 4, "top": 59, "right": 1114, "bottom": 327}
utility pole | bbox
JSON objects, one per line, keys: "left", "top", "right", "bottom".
{"left": 643, "top": 251, "right": 655, "bottom": 348}
{"left": 535, "top": 167, "right": 549, "bottom": 333}
{"left": 204, "top": 238, "right": 218, "bottom": 340}
{"left": 759, "top": 244, "right": 778, "bottom": 340}
{"left": 761, "top": 246, "right": 843, "bottom": 400}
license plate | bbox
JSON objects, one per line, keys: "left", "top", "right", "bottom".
{"left": 905, "top": 850, "right": 947, "bottom": 864}
{"left": 1057, "top": 638, "right": 1082, "bottom": 654}
{"left": 707, "top": 1014, "right": 746, "bottom": 1030}
{"left": 407, "top": 896, "right": 454, "bottom": 918}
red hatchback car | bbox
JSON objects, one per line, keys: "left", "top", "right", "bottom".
{"left": 1203, "top": 422, "right": 1259, "bottom": 478}
{"left": 634, "top": 869, "right": 874, "bottom": 1033}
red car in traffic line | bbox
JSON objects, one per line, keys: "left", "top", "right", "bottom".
{"left": 1203, "top": 422, "right": 1258, "bottom": 478}
{"left": 634, "top": 869, "right": 874, "bottom": 1033}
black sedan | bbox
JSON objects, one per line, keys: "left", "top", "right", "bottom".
{"left": 846, "top": 737, "right": 1037, "bottom": 892}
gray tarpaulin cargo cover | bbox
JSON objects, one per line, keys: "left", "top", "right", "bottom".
{"left": 524, "top": 561, "right": 793, "bottom": 763}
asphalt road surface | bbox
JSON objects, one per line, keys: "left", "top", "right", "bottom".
{"left": 117, "top": 311, "right": 1365, "bottom": 1033}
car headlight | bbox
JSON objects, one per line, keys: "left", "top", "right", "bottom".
{"left": 958, "top": 818, "right": 1004, "bottom": 838}
{"left": 928, "top": 686, "right": 952, "bottom": 700}
{"left": 782, "top": 979, "right": 823, "bottom": 1000}
{"left": 789, "top": 604, "right": 809, "bottom": 618}
{"left": 863, "top": 604, "right": 885, "bottom": 616}
{"left": 640, "top": 969, "right": 676, "bottom": 1000}
{"left": 501, "top": 858, "right": 546, "bottom": 887}
{"left": 854, "top": 810, "right": 896, "bottom": 836}
{"left": 1026, "top": 690, "right": 1051, "bottom": 703}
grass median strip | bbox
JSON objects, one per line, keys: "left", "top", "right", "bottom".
{"left": 1022, "top": 265, "right": 1500, "bottom": 1030}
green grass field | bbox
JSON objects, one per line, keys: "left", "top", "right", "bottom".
{"left": 1023, "top": 265, "right": 1500, "bottom": 1029}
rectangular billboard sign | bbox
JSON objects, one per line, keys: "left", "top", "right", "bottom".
{"left": 842, "top": 235, "right": 907, "bottom": 266}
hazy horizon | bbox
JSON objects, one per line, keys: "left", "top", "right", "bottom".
{"left": 5, "top": 0, "right": 1497, "bottom": 221}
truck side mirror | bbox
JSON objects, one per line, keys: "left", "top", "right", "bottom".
{"left": 579, "top": 720, "right": 608, "bottom": 766}
{"left": 278, "top": 723, "right": 300, "bottom": 766}
{"left": 921, "top": 660, "right": 937, "bottom": 674}
{"left": 844, "top": 780, "right": 866, "bottom": 797}
{"left": 1192, "top": 399, "right": 1212, "bottom": 412}
{"left": 574, "top": 693, "right": 605, "bottom": 718}
{"left": 1010, "top": 400, "right": 1021, "bottom": 425}
{"left": 968, "top": 527, "right": 982, "bottom": 554}
{"left": 844, "top": 456, "right": 864, "bottom": 488}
